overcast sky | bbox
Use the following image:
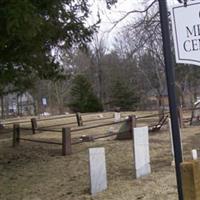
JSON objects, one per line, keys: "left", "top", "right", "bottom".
{"left": 89, "top": 0, "right": 178, "bottom": 48}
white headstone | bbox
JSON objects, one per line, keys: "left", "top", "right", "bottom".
{"left": 114, "top": 112, "right": 121, "bottom": 122}
{"left": 192, "top": 149, "right": 198, "bottom": 160}
{"left": 133, "top": 126, "right": 151, "bottom": 178}
{"left": 89, "top": 148, "right": 107, "bottom": 195}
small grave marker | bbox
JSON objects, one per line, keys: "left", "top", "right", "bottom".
{"left": 114, "top": 112, "right": 121, "bottom": 122}
{"left": 89, "top": 147, "right": 107, "bottom": 195}
{"left": 192, "top": 149, "right": 198, "bottom": 160}
{"left": 133, "top": 126, "right": 151, "bottom": 178}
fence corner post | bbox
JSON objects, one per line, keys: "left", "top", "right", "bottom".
{"left": 31, "top": 118, "right": 37, "bottom": 134}
{"left": 62, "top": 127, "right": 72, "bottom": 156}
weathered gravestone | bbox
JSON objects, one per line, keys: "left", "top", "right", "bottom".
{"left": 133, "top": 127, "right": 151, "bottom": 178}
{"left": 116, "top": 116, "right": 136, "bottom": 140}
{"left": 89, "top": 148, "right": 107, "bottom": 195}
{"left": 116, "top": 120, "right": 129, "bottom": 140}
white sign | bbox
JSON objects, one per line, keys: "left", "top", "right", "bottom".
{"left": 171, "top": 2, "right": 200, "bottom": 66}
{"left": 133, "top": 127, "right": 151, "bottom": 178}
{"left": 42, "top": 98, "right": 47, "bottom": 106}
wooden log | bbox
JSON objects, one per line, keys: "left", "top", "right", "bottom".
{"left": 31, "top": 118, "right": 37, "bottom": 134}
{"left": 181, "top": 160, "right": 200, "bottom": 200}
{"left": 62, "top": 127, "right": 72, "bottom": 156}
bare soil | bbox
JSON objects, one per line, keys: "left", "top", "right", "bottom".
{"left": 0, "top": 111, "right": 199, "bottom": 200}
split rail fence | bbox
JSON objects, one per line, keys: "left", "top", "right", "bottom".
{"left": 12, "top": 115, "right": 136, "bottom": 156}
{"left": 6, "top": 107, "right": 193, "bottom": 156}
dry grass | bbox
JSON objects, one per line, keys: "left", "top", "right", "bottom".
{"left": 0, "top": 111, "right": 199, "bottom": 200}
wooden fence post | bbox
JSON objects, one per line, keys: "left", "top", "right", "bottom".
{"left": 62, "top": 127, "right": 72, "bottom": 156}
{"left": 132, "top": 115, "right": 137, "bottom": 128}
{"left": 181, "top": 160, "right": 200, "bottom": 200}
{"left": 31, "top": 118, "right": 37, "bottom": 134}
{"left": 128, "top": 115, "right": 137, "bottom": 138}
{"left": 179, "top": 106, "right": 184, "bottom": 128}
{"left": 76, "top": 112, "right": 83, "bottom": 127}
{"left": 13, "top": 123, "right": 20, "bottom": 147}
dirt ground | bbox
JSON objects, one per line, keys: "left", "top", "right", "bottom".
{"left": 0, "top": 111, "right": 199, "bottom": 200}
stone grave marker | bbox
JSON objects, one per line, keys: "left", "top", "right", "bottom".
{"left": 89, "top": 147, "right": 107, "bottom": 195}
{"left": 192, "top": 149, "right": 198, "bottom": 160}
{"left": 114, "top": 112, "right": 121, "bottom": 122}
{"left": 133, "top": 126, "right": 151, "bottom": 178}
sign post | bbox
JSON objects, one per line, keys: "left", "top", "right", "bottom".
{"left": 158, "top": 1, "right": 183, "bottom": 200}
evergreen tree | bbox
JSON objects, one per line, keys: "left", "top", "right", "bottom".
{"left": 69, "top": 74, "right": 103, "bottom": 112}
{"left": 0, "top": 0, "right": 118, "bottom": 96}
{"left": 0, "top": 0, "right": 100, "bottom": 86}
{"left": 111, "top": 80, "right": 139, "bottom": 110}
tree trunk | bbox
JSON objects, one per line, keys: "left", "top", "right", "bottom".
{"left": 97, "top": 66, "right": 103, "bottom": 104}
{"left": 157, "top": 95, "right": 164, "bottom": 120}
{"left": 1, "top": 95, "right": 4, "bottom": 119}
{"left": 180, "top": 94, "right": 185, "bottom": 108}
{"left": 33, "top": 100, "right": 38, "bottom": 116}
{"left": 17, "top": 94, "right": 20, "bottom": 116}
{"left": 194, "top": 86, "right": 198, "bottom": 102}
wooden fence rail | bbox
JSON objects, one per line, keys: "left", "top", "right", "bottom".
{"left": 12, "top": 113, "right": 174, "bottom": 156}
{"left": 13, "top": 125, "right": 72, "bottom": 156}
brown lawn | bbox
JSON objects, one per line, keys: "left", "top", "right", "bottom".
{"left": 0, "top": 111, "right": 199, "bottom": 200}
